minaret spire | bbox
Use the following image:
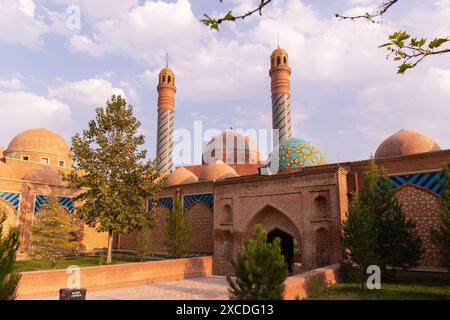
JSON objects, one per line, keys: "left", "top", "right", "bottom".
{"left": 269, "top": 46, "right": 292, "bottom": 142}
{"left": 156, "top": 64, "right": 176, "bottom": 174}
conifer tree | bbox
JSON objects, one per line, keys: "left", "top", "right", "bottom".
{"left": 227, "top": 224, "right": 288, "bottom": 300}
{"left": 29, "top": 197, "right": 79, "bottom": 267}
{"left": 136, "top": 226, "right": 153, "bottom": 261}
{"left": 0, "top": 207, "right": 21, "bottom": 300}
{"left": 432, "top": 164, "right": 450, "bottom": 269}
{"left": 342, "top": 194, "right": 379, "bottom": 289}
{"left": 65, "top": 95, "right": 161, "bottom": 263}
{"left": 164, "top": 196, "right": 191, "bottom": 258}
{"left": 342, "top": 159, "right": 422, "bottom": 282}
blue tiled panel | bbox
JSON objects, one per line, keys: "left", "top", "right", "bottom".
{"left": 0, "top": 192, "right": 20, "bottom": 211}
{"left": 389, "top": 171, "right": 446, "bottom": 195}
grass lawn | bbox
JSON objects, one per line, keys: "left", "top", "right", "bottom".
{"left": 14, "top": 254, "right": 164, "bottom": 273}
{"left": 307, "top": 274, "right": 450, "bottom": 300}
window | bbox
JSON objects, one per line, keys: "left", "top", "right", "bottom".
{"left": 168, "top": 75, "right": 171, "bottom": 84}
{"left": 59, "top": 160, "right": 65, "bottom": 167}
{"left": 162, "top": 75, "right": 166, "bottom": 84}
{"left": 271, "top": 57, "right": 274, "bottom": 67}
{"left": 283, "top": 56, "right": 287, "bottom": 64}
{"left": 277, "top": 56, "right": 281, "bottom": 65}
{"left": 40, "top": 157, "right": 49, "bottom": 165}
{"left": 22, "top": 155, "right": 29, "bottom": 161}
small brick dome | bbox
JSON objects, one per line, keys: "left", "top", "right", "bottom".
{"left": 375, "top": 129, "right": 441, "bottom": 158}
{"left": 198, "top": 160, "right": 238, "bottom": 182}
{"left": 22, "top": 166, "right": 63, "bottom": 185}
{"left": 166, "top": 167, "right": 198, "bottom": 186}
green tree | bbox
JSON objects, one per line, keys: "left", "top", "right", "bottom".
{"left": 342, "top": 160, "right": 422, "bottom": 283}
{"left": 136, "top": 226, "right": 153, "bottom": 261}
{"left": 342, "top": 194, "right": 379, "bottom": 289}
{"left": 64, "top": 95, "right": 161, "bottom": 264}
{"left": 164, "top": 196, "right": 190, "bottom": 258}
{"left": 29, "top": 198, "right": 79, "bottom": 267}
{"left": 432, "top": 164, "right": 450, "bottom": 269}
{"left": 227, "top": 224, "right": 288, "bottom": 300}
{"left": 0, "top": 206, "right": 21, "bottom": 300}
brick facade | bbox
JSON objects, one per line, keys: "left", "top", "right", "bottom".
{"left": 395, "top": 185, "right": 442, "bottom": 267}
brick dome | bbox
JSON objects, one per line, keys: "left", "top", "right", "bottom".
{"left": 198, "top": 160, "right": 238, "bottom": 182}
{"left": 375, "top": 129, "right": 441, "bottom": 159}
{"left": 166, "top": 167, "right": 198, "bottom": 186}
{"left": 202, "top": 129, "right": 261, "bottom": 165}
{"left": 0, "top": 162, "right": 15, "bottom": 179}
{"left": 22, "top": 166, "right": 63, "bottom": 185}
{"left": 4, "top": 128, "right": 71, "bottom": 165}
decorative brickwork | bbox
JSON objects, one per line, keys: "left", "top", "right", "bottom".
{"left": 0, "top": 198, "right": 16, "bottom": 235}
{"left": 187, "top": 202, "right": 214, "bottom": 253}
{"left": 151, "top": 205, "right": 169, "bottom": 253}
{"left": 395, "top": 185, "right": 443, "bottom": 267}
{"left": 81, "top": 225, "right": 109, "bottom": 252}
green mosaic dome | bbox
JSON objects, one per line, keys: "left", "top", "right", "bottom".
{"left": 267, "top": 137, "right": 326, "bottom": 169}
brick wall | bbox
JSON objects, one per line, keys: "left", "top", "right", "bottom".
{"left": 187, "top": 202, "right": 214, "bottom": 253}
{"left": 17, "top": 256, "right": 212, "bottom": 299}
{"left": 395, "top": 185, "right": 443, "bottom": 267}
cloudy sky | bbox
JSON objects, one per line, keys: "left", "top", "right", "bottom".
{"left": 1, "top": 0, "right": 449, "bottom": 165}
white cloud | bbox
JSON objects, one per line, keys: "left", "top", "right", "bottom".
{"left": 0, "top": 90, "right": 73, "bottom": 145}
{"left": 0, "top": 0, "right": 49, "bottom": 48}
{"left": 0, "top": 78, "right": 24, "bottom": 90}
{"left": 48, "top": 78, "right": 126, "bottom": 108}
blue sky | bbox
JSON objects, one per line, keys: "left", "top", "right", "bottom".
{"left": 1, "top": 0, "right": 449, "bottom": 165}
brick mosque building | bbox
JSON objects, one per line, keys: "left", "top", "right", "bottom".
{"left": 1, "top": 47, "right": 448, "bottom": 275}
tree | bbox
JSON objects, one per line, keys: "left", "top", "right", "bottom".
{"left": 342, "top": 160, "right": 422, "bottom": 283}
{"left": 0, "top": 206, "right": 21, "bottom": 300}
{"left": 227, "top": 224, "right": 288, "bottom": 300}
{"left": 29, "top": 198, "right": 79, "bottom": 267}
{"left": 136, "top": 226, "right": 153, "bottom": 261}
{"left": 342, "top": 194, "right": 379, "bottom": 289}
{"left": 432, "top": 164, "right": 450, "bottom": 269}
{"left": 64, "top": 95, "right": 161, "bottom": 264}
{"left": 164, "top": 196, "right": 191, "bottom": 258}
{"left": 203, "top": 0, "right": 450, "bottom": 74}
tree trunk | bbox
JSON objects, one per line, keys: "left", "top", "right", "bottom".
{"left": 106, "top": 230, "right": 113, "bottom": 264}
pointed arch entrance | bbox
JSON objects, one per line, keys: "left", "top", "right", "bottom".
{"left": 247, "top": 204, "right": 301, "bottom": 273}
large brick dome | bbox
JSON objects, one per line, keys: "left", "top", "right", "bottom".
{"left": 4, "top": 128, "right": 71, "bottom": 166}
{"left": 202, "top": 129, "right": 261, "bottom": 165}
{"left": 375, "top": 129, "right": 441, "bottom": 159}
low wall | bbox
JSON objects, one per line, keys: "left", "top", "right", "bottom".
{"left": 284, "top": 264, "right": 340, "bottom": 299}
{"left": 17, "top": 256, "right": 212, "bottom": 299}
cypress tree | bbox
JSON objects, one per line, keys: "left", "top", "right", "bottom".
{"left": 164, "top": 196, "right": 191, "bottom": 258}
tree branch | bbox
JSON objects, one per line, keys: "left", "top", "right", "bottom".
{"left": 335, "top": 0, "right": 399, "bottom": 23}
{"left": 201, "top": 0, "right": 273, "bottom": 30}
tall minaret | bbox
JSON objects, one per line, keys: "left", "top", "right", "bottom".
{"left": 156, "top": 66, "right": 176, "bottom": 173}
{"left": 269, "top": 47, "right": 292, "bottom": 142}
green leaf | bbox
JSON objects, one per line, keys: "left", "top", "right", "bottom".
{"left": 428, "top": 38, "right": 449, "bottom": 49}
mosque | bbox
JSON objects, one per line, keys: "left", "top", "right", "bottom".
{"left": 1, "top": 47, "right": 449, "bottom": 275}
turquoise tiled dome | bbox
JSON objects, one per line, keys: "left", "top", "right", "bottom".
{"left": 267, "top": 137, "right": 326, "bottom": 169}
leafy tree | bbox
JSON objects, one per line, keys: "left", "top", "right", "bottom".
{"left": 64, "top": 95, "right": 161, "bottom": 264}
{"left": 0, "top": 206, "right": 21, "bottom": 300}
{"left": 342, "top": 160, "right": 422, "bottom": 283}
{"left": 342, "top": 194, "right": 379, "bottom": 289}
{"left": 136, "top": 226, "right": 153, "bottom": 261}
{"left": 432, "top": 164, "right": 450, "bottom": 269}
{"left": 203, "top": 0, "right": 449, "bottom": 73}
{"left": 164, "top": 196, "right": 191, "bottom": 258}
{"left": 29, "top": 198, "right": 79, "bottom": 267}
{"left": 227, "top": 224, "right": 288, "bottom": 300}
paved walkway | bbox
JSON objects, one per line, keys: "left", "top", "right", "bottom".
{"left": 87, "top": 276, "right": 229, "bottom": 300}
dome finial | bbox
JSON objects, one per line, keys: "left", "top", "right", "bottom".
{"left": 277, "top": 33, "right": 280, "bottom": 48}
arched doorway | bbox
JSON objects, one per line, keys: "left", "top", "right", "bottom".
{"left": 268, "top": 228, "right": 294, "bottom": 272}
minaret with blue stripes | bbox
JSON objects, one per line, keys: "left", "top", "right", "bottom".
{"left": 156, "top": 64, "right": 176, "bottom": 174}
{"left": 269, "top": 47, "right": 292, "bottom": 142}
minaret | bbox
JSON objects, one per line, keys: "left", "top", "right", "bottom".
{"left": 269, "top": 47, "right": 292, "bottom": 142}
{"left": 156, "top": 65, "right": 176, "bottom": 173}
